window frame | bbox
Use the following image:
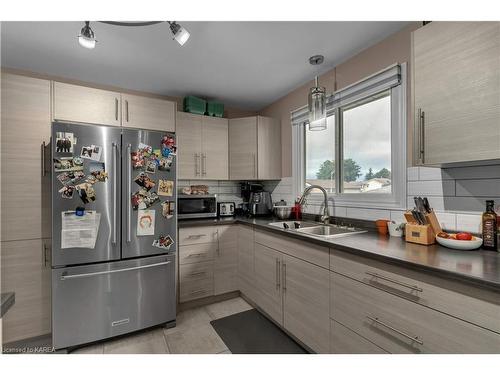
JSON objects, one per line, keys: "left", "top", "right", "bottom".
{"left": 293, "top": 63, "right": 407, "bottom": 210}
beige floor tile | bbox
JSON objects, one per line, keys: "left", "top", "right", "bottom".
{"left": 205, "top": 297, "right": 253, "bottom": 320}
{"left": 103, "top": 328, "right": 169, "bottom": 354}
{"left": 165, "top": 324, "right": 228, "bottom": 354}
{"left": 164, "top": 306, "right": 213, "bottom": 334}
{"left": 71, "top": 343, "right": 104, "bottom": 354}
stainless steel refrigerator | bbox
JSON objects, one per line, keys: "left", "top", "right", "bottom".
{"left": 51, "top": 122, "right": 177, "bottom": 350}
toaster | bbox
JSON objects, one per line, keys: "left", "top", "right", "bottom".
{"left": 218, "top": 202, "right": 235, "bottom": 217}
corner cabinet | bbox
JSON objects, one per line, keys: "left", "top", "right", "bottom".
{"left": 176, "top": 112, "right": 229, "bottom": 180}
{"left": 412, "top": 21, "right": 500, "bottom": 166}
{"left": 229, "top": 116, "right": 281, "bottom": 180}
{"left": 52, "top": 82, "right": 176, "bottom": 131}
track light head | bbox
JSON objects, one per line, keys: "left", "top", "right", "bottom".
{"left": 168, "top": 21, "right": 190, "bottom": 46}
{"left": 78, "top": 21, "right": 97, "bottom": 49}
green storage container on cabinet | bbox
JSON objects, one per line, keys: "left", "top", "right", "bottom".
{"left": 206, "top": 101, "right": 224, "bottom": 117}
{"left": 183, "top": 96, "right": 206, "bottom": 115}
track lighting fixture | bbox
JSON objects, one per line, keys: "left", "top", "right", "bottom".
{"left": 77, "top": 21, "right": 190, "bottom": 49}
{"left": 78, "top": 21, "right": 97, "bottom": 49}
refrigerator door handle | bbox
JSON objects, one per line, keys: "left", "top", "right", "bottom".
{"left": 112, "top": 142, "right": 118, "bottom": 244}
{"left": 60, "top": 261, "right": 172, "bottom": 280}
{"left": 126, "top": 143, "right": 132, "bottom": 243}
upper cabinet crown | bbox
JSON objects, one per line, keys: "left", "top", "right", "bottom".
{"left": 177, "top": 112, "right": 229, "bottom": 180}
{"left": 412, "top": 21, "right": 500, "bottom": 166}
{"left": 52, "top": 82, "right": 176, "bottom": 131}
{"left": 229, "top": 116, "right": 281, "bottom": 180}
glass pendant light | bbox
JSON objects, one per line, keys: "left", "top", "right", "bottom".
{"left": 78, "top": 21, "right": 97, "bottom": 49}
{"left": 308, "top": 75, "right": 327, "bottom": 131}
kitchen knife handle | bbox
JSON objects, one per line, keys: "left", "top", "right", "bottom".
{"left": 127, "top": 143, "right": 132, "bottom": 243}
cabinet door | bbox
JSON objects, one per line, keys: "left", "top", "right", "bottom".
{"left": 254, "top": 243, "right": 283, "bottom": 325}
{"left": 214, "top": 225, "right": 238, "bottom": 294}
{"left": 121, "top": 94, "right": 175, "bottom": 132}
{"left": 237, "top": 225, "right": 256, "bottom": 301}
{"left": 282, "top": 254, "right": 330, "bottom": 353}
{"left": 330, "top": 319, "right": 387, "bottom": 354}
{"left": 176, "top": 112, "right": 202, "bottom": 179}
{"left": 413, "top": 22, "right": 500, "bottom": 165}
{"left": 229, "top": 117, "right": 257, "bottom": 180}
{"left": 1, "top": 73, "right": 51, "bottom": 241}
{"left": 201, "top": 116, "right": 229, "bottom": 180}
{"left": 1, "top": 239, "right": 51, "bottom": 343}
{"left": 53, "top": 82, "right": 121, "bottom": 126}
{"left": 257, "top": 116, "right": 281, "bottom": 179}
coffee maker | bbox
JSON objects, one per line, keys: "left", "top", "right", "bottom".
{"left": 248, "top": 191, "right": 273, "bottom": 216}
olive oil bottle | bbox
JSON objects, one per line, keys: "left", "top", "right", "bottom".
{"left": 482, "top": 200, "right": 498, "bottom": 250}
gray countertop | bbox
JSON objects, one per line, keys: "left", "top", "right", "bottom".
{"left": 179, "top": 216, "right": 500, "bottom": 291}
{"left": 1, "top": 292, "right": 15, "bottom": 318}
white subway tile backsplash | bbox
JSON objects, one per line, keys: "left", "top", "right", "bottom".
{"left": 456, "top": 214, "right": 482, "bottom": 234}
{"left": 418, "top": 167, "right": 453, "bottom": 181}
{"left": 390, "top": 210, "right": 406, "bottom": 223}
{"left": 408, "top": 180, "right": 455, "bottom": 196}
{"left": 455, "top": 179, "right": 500, "bottom": 197}
{"left": 407, "top": 167, "right": 419, "bottom": 181}
{"left": 434, "top": 212, "right": 457, "bottom": 231}
{"left": 345, "top": 208, "right": 390, "bottom": 221}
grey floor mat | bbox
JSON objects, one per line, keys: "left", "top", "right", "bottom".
{"left": 210, "top": 309, "right": 308, "bottom": 354}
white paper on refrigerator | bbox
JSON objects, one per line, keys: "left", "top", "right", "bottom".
{"left": 61, "top": 210, "right": 101, "bottom": 249}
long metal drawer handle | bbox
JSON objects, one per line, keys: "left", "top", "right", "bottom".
{"left": 187, "top": 234, "right": 207, "bottom": 239}
{"left": 187, "top": 253, "right": 205, "bottom": 257}
{"left": 61, "top": 261, "right": 171, "bottom": 280}
{"left": 366, "top": 315, "right": 423, "bottom": 345}
{"left": 126, "top": 143, "right": 132, "bottom": 243}
{"left": 189, "top": 271, "right": 207, "bottom": 277}
{"left": 365, "top": 271, "right": 423, "bottom": 293}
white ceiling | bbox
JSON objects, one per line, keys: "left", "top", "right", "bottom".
{"left": 1, "top": 21, "right": 409, "bottom": 110}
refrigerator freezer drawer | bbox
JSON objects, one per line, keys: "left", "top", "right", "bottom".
{"left": 52, "top": 255, "right": 176, "bottom": 350}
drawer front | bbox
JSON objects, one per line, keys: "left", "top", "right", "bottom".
{"left": 179, "top": 277, "right": 214, "bottom": 302}
{"left": 330, "top": 319, "right": 387, "bottom": 354}
{"left": 179, "top": 226, "right": 218, "bottom": 245}
{"left": 255, "top": 229, "right": 329, "bottom": 269}
{"left": 331, "top": 272, "right": 500, "bottom": 353}
{"left": 180, "top": 261, "right": 214, "bottom": 283}
{"left": 52, "top": 255, "right": 175, "bottom": 350}
{"left": 330, "top": 249, "right": 500, "bottom": 334}
{"left": 179, "top": 243, "right": 216, "bottom": 265}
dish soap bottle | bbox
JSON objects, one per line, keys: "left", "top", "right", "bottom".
{"left": 482, "top": 200, "right": 497, "bottom": 250}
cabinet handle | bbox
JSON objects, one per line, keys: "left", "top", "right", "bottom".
{"left": 275, "top": 259, "right": 280, "bottom": 290}
{"left": 189, "top": 289, "right": 207, "bottom": 295}
{"left": 42, "top": 243, "right": 50, "bottom": 268}
{"left": 417, "top": 108, "right": 425, "bottom": 164}
{"left": 202, "top": 153, "right": 207, "bottom": 176}
{"left": 187, "top": 234, "right": 207, "bottom": 239}
{"left": 189, "top": 271, "right": 207, "bottom": 277}
{"left": 41, "top": 141, "right": 46, "bottom": 177}
{"left": 125, "top": 100, "right": 129, "bottom": 122}
{"left": 366, "top": 315, "right": 423, "bottom": 345}
{"left": 194, "top": 153, "right": 200, "bottom": 176}
{"left": 187, "top": 253, "right": 206, "bottom": 258}
{"left": 365, "top": 271, "right": 423, "bottom": 293}
{"left": 283, "top": 262, "right": 287, "bottom": 291}
{"left": 252, "top": 153, "right": 256, "bottom": 178}
{"left": 115, "top": 98, "right": 119, "bottom": 121}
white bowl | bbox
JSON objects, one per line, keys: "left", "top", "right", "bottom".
{"left": 435, "top": 235, "right": 482, "bottom": 250}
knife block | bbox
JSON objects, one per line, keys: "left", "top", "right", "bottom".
{"left": 404, "top": 210, "right": 442, "bottom": 245}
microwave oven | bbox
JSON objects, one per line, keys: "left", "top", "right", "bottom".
{"left": 178, "top": 194, "right": 217, "bottom": 219}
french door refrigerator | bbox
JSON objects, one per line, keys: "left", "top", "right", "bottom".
{"left": 51, "top": 122, "right": 177, "bottom": 350}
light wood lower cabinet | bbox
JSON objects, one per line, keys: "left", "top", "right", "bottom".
{"left": 214, "top": 226, "right": 238, "bottom": 295}
{"left": 282, "top": 254, "right": 330, "bottom": 353}
{"left": 253, "top": 243, "right": 283, "bottom": 325}
{"left": 331, "top": 271, "right": 500, "bottom": 353}
{"left": 330, "top": 319, "right": 387, "bottom": 354}
{"left": 237, "top": 225, "right": 256, "bottom": 301}
{"left": 1, "top": 239, "right": 51, "bottom": 343}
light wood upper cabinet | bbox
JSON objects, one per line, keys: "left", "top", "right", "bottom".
{"left": 176, "top": 112, "right": 228, "bottom": 180}
{"left": 53, "top": 82, "right": 121, "bottom": 126}
{"left": 121, "top": 93, "right": 175, "bottom": 132}
{"left": 412, "top": 22, "right": 500, "bottom": 165}
{"left": 229, "top": 116, "right": 281, "bottom": 180}
{"left": 1, "top": 73, "right": 51, "bottom": 241}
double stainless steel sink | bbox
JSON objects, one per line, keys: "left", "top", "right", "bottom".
{"left": 268, "top": 220, "right": 366, "bottom": 239}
